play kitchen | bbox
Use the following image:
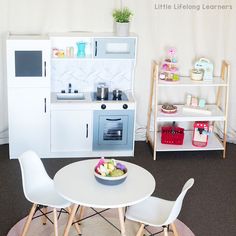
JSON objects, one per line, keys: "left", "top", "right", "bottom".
{"left": 6, "top": 32, "right": 137, "bottom": 159}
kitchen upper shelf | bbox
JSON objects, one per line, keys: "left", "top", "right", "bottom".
{"left": 156, "top": 105, "right": 225, "bottom": 122}
{"left": 158, "top": 76, "right": 227, "bottom": 87}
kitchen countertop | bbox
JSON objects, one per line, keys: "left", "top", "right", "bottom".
{"left": 50, "top": 92, "right": 136, "bottom": 110}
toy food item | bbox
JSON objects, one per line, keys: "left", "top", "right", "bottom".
{"left": 95, "top": 158, "right": 127, "bottom": 177}
{"left": 161, "top": 104, "right": 177, "bottom": 114}
{"left": 110, "top": 169, "right": 124, "bottom": 177}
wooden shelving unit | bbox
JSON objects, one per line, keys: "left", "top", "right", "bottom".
{"left": 146, "top": 60, "right": 230, "bottom": 160}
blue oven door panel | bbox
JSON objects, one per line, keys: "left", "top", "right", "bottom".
{"left": 93, "top": 110, "right": 134, "bottom": 150}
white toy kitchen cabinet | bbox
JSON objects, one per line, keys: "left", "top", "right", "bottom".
{"left": 7, "top": 36, "right": 51, "bottom": 88}
{"left": 7, "top": 35, "right": 51, "bottom": 158}
{"left": 51, "top": 109, "right": 92, "bottom": 153}
{"left": 7, "top": 33, "right": 137, "bottom": 159}
{"left": 7, "top": 88, "right": 50, "bottom": 158}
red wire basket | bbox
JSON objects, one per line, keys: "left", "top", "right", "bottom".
{"left": 161, "top": 122, "right": 184, "bottom": 145}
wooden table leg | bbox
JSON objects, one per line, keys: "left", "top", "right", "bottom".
{"left": 118, "top": 207, "right": 126, "bottom": 236}
{"left": 78, "top": 206, "right": 85, "bottom": 221}
{"left": 63, "top": 204, "right": 78, "bottom": 236}
{"left": 67, "top": 207, "right": 81, "bottom": 235}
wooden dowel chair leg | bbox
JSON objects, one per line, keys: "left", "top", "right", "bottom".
{"left": 67, "top": 207, "right": 81, "bottom": 235}
{"left": 53, "top": 208, "right": 58, "bottom": 236}
{"left": 163, "top": 226, "right": 169, "bottom": 236}
{"left": 42, "top": 207, "right": 47, "bottom": 225}
{"left": 21, "top": 203, "right": 37, "bottom": 236}
{"left": 136, "top": 223, "right": 145, "bottom": 236}
{"left": 171, "top": 222, "right": 179, "bottom": 236}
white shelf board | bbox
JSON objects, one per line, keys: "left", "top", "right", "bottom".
{"left": 158, "top": 76, "right": 227, "bottom": 87}
{"left": 149, "top": 131, "right": 224, "bottom": 152}
{"left": 156, "top": 105, "right": 225, "bottom": 122}
{"left": 51, "top": 57, "right": 92, "bottom": 61}
{"left": 51, "top": 57, "right": 135, "bottom": 61}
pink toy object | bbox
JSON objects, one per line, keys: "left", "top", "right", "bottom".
{"left": 95, "top": 157, "right": 105, "bottom": 169}
{"left": 192, "top": 121, "right": 209, "bottom": 147}
{"left": 160, "top": 47, "right": 179, "bottom": 81}
{"left": 168, "top": 47, "right": 176, "bottom": 57}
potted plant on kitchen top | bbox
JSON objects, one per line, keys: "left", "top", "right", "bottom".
{"left": 112, "top": 7, "right": 133, "bottom": 36}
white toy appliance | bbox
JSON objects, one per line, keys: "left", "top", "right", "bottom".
{"left": 194, "top": 58, "right": 213, "bottom": 81}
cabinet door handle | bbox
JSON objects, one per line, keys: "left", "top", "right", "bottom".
{"left": 86, "top": 124, "right": 88, "bottom": 138}
{"left": 106, "top": 118, "right": 121, "bottom": 121}
{"left": 44, "top": 61, "right": 46, "bottom": 77}
{"left": 44, "top": 98, "right": 47, "bottom": 113}
{"left": 95, "top": 41, "right": 98, "bottom": 57}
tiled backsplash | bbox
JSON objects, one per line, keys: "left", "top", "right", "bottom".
{"left": 51, "top": 60, "right": 135, "bottom": 92}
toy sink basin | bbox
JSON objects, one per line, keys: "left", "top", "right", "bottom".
{"left": 94, "top": 169, "right": 128, "bottom": 186}
{"left": 57, "top": 93, "right": 85, "bottom": 100}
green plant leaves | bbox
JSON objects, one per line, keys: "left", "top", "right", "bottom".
{"left": 112, "top": 7, "right": 133, "bottom": 23}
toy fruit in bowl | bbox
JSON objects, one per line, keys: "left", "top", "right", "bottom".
{"left": 94, "top": 158, "right": 128, "bottom": 185}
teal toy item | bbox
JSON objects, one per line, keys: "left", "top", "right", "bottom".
{"left": 76, "top": 42, "right": 86, "bottom": 57}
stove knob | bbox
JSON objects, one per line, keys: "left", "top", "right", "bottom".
{"left": 123, "top": 104, "right": 128, "bottom": 109}
{"left": 101, "top": 104, "right": 106, "bottom": 110}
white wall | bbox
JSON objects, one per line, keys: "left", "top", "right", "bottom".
{"left": 1, "top": 0, "right": 236, "bottom": 143}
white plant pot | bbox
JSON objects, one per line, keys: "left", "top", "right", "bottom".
{"left": 114, "top": 22, "right": 130, "bottom": 36}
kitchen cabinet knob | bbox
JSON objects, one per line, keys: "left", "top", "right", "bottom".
{"left": 123, "top": 104, "right": 128, "bottom": 109}
{"left": 101, "top": 104, "right": 106, "bottom": 109}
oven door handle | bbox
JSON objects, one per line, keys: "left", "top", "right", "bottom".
{"left": 106, "top": 118, "right": 121, "bottom": 121}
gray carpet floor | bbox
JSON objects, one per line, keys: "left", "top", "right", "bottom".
{"left": 0, "top": 142, "right": 236, "bottom": 236}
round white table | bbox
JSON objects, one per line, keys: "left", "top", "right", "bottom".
{"left": 54, "top": 159, "right": 156, "bottom": 236}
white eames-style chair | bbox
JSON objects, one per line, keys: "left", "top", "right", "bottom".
{"left": 125, "top": 178, "right": 194, "bottom": 236}
{"left": 18, "top": 150, "right": 81, "bottom": 236}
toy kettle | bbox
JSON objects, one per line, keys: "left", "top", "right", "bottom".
{"left": 194, "top": 58, "right": 213, "bottom": 81}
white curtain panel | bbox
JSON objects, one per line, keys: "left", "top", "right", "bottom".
{"left": 0, "top": 0, "right": 235, "bottom": 143}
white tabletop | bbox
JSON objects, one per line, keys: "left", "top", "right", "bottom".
{"left": 54, "top": 159, "right": 156, "bottom": 208}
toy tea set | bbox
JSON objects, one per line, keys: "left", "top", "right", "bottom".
{"left": 94, "top": 158, "right": 128, "bottom": 185}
